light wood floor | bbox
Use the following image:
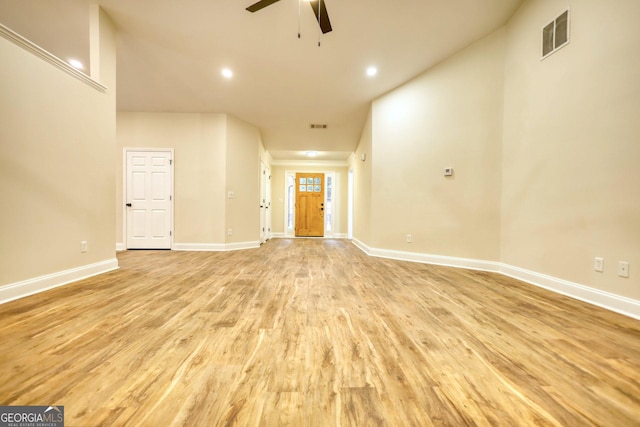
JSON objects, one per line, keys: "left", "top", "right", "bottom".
{"left": 1, "top": 239, "right": 640, "bottom": 426}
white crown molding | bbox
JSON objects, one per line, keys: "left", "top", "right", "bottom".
{"left": 0, "top": 259, "right": 119, "bottom": 305}
{"left": 0, "top": 23, "right": 107, "bottom": 92}
{"left": 351, "top": 240, "right": 640, "bottom": 320}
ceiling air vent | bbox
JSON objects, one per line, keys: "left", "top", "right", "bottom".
{"left": 542, "top": 9, "right": 570, "bottom": 59}
{"left": 310, "top": 124, "right": 328, "bottom": 129}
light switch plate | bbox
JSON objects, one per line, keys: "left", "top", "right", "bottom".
{"left": 594, "top": 257, "right": 604, "bottom": 272}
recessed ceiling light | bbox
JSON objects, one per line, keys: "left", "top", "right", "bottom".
{"left": 221, "top": 68, "right": 233, "bottom": 79}
{"left": 366, "top": 66, "right": 378, "bottom": 77}
{"left": 306, "top": 151, "right": 318, "bottom": 158}
{"left": 69, "top": 59, "right": 84, "bottom": 70}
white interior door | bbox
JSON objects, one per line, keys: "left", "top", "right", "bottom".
{"left": 126, "top": 150, "right": 173, "bottom": 249}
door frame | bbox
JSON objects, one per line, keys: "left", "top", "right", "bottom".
{"left": 265, "top": 165, "right": 272, "bottom": 240}
{"left": 348, "top": 168, "right": 354, "bottom": 240}
{"left": 122, "top": 148, "right": 175, "bottom": 250}
{"left": 260, "top": 160, "right": 266, "bottom": 244}
{"left": 284, "top": 170, "right": 336, "bottom": 238}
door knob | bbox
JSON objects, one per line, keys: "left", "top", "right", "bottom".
{"left": 126, "top": 203, "right": 132, "bottom": 207}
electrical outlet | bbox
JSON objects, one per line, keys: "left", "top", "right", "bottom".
{"left": 406, "top": 234, "right": 412, "bottom": 243}
{"left": 594, "top": 257, "right": 604, "bottom": 272}
{"left": 81, "top": 241, "right": 88, "bottom": 253}
{"left": 227, "top": 228, "right": 233, "bottom": 236}
{"left": 618, "top": 261, "right": 629, "bottom": 278}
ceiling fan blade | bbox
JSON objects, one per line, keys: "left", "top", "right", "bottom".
{"left": 246, "top": 0, "right": 281, "bottom": 13}
{"left": 309, "top": 0, "right": 332, "bottom": 34}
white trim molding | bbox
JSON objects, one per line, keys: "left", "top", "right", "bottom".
{"left": 271, "top": 235, "right": 348, "bottom": 240}
{"left": 351, "top": 240, "right": 640, "bottom": 320}
{"left": 173, "top": 243, "right": 226, "bottom": 251}
{"left": 173, "top": 241, "right": 260, "bottom": 252}
{"left": 499, "top": 264, "right": 640, "bottom": 321}
{"left": 122, "top": 148, "right": 175, "bottom": 250}
{"left": 352, "top": 238, "right": 372, "bottom": 255}
{"left": 369, "top": 246, "right": 502, "bottom": 273}
{"left": 226, "top": 241, "right": 260, "bottom": 251}
{"left": 0, "top": 259, "right": 119, "bottom": 305}
{"left": 115, "top": 243, "right": 126, "bottom": 251}
{"left": 0, "top": 23, "right": 107, "bottom": 92}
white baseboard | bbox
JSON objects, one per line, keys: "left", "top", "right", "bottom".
{"left": 226, "top": 241, "right": 260, "bottom": 251}
{"left": 173, "top": 241, "right": 260, "bottom": 252}
{"left": 369, "top": 246, "right": 502, "bottom": 273}
{"left": 352, "top": 238, "right": 372, "bottom": 255}
{"left": 351, "top": 240, "right": 640, "bottom": 320}
{"left": 271, "top": 233, "right": 348, "bottom": 239}
{"left": 499, "top": 264, "right": 640, "bottom": 321}
{"left": 115, "top": 243, "right": 125, "bottom": 251}
{"left": 173, "top": 243, "right": 225, "bottom": 251}
{"left": 0, "top": 258, "right": 119, "bottom": 305}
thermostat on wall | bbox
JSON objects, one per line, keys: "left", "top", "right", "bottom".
{"left": 444, "top": 167, "right": 453, "bottom": 176}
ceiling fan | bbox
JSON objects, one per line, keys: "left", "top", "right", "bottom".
{"left": 246, "top": 0, "right": 333, "bottom": 34}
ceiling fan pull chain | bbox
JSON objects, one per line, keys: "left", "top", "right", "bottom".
{"left": 298, "top": 0, "right": 301, "bottom": 38}
{"left": 317, "top": 0, "right": 322, "bottom": 46}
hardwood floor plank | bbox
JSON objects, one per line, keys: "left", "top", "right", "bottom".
{"left": 1, "top": 239, "right": 639, "bottom": 426}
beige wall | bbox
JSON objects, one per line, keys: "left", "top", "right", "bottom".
{"left": 270, "top": 164, "right": 349, "bottom": 236}
{"left": 0, "top": 7, "right": 116, "bottom": 285}
{"left": 116, "top": 112, "right": 263, "bottom": 246}
{"left": 501, "top": 0, "right": 640, "bottom": 298}
{"left": 353, "top": 0, "right": 640, "bottom": 301}
{"left": 368, "top": 29, "right": 505, "bottom": 260}
{"left": 116, "top": 112, "right": 227, "bottom": 244}
{"left": 351, "top": 108, "right": 373, "bottom": 245}
{"left": 225, "top": 115, "right": 262, "bottom": 244}
{"left": 270, "top": 167, "right": 285, "bottom": 234}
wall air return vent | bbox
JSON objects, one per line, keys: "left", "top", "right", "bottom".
{"left": 310, "top": 124, "right": 328, "bottom": 129}
{"left": 542, "top": 9, "right": 570, "bottom": 59}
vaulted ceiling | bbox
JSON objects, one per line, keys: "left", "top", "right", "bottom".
{"left": 0, "top": 0, "right": 524, "bottom": 160}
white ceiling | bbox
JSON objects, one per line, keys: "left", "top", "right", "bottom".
{"left": 0, "top": 0, "right": 524, "bottom": 161}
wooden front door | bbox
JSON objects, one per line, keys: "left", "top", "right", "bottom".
{"left": 295, "top": 173, "right": 324, "bottom": 237}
